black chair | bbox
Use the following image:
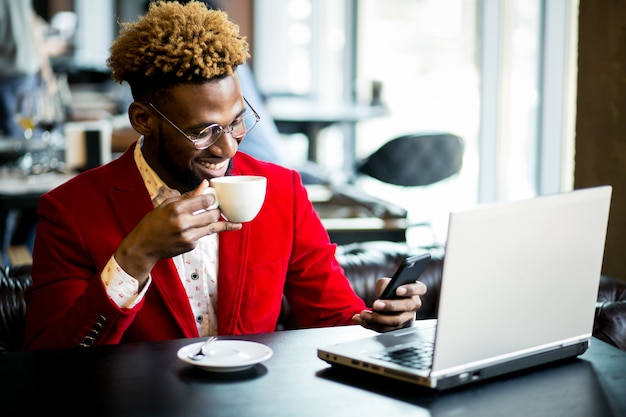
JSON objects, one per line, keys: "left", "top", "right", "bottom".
{"left": 355, "top": 132, "right": 464, "bottom": 247}
{"left": 356, "top": 132, "right": 464, "bottom": 187}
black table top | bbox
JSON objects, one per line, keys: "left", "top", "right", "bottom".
{"left": 1, "top": 326, "right": 625, "bottom": 417}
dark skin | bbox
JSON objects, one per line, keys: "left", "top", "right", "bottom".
{"left": 114, "top": 74, "right": 427, "bottom": 332}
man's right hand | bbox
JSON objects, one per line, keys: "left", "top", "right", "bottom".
{"left": 113, "top": 180, "right": 242, "bottom": 283}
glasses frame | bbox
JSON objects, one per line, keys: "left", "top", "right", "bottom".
{"left": 145, "top": 97, "right": 260, "bottom": 150}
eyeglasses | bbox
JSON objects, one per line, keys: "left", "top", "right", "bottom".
{"left": 146, "top": 98, "right": 260, "bottom": 150}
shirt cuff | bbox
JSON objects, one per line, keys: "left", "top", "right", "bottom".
{"left": 102, "top": 256, "right": 151, "bottom": 309}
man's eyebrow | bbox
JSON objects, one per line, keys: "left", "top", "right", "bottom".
{"left": 221, "top": 106, "right": 248, "bottom": 125}
{"left": 188, "top": 108, "right": 246, "bottom": 131}
{"left": 186, "top": 121, "right": 217, "bottom": 132}
{"left": 232, "top": 107, "right": 246, "bottom": 120}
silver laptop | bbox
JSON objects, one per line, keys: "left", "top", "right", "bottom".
{"left": 318, "top": 186, "right": 612, "bottom": 390}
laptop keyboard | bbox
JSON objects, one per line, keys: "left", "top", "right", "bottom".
{"left": 370, "top": 341, "right": 434, "bottom": 370}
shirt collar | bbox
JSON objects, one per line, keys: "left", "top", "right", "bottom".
{"left": 133, "top": 137, "right": 180, "bottom": 207}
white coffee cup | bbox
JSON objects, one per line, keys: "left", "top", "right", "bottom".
{"left": 205, "top": 175, "right": 267, "bottom": 222}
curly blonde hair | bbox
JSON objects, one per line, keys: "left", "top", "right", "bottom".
{"left": 106, "top": 0, "right": 249, "bottom": 99}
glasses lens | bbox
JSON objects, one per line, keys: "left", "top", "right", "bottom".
{"left": 192, "top": 113, "right": 258, "bottom": 149}
{"left": 227, "top": 114, "right": 256, "bottom": 139}
{"left": 230, "top": 118, "right": 246, "bottom": 138}
{"left": 194, "top": 125, "right": 221, "bottom": 148}
{"left": 242, "top": 113, "right": 258, "bottom": 132}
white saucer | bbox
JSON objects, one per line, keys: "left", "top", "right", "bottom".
{"left": 177, "top": 340, "right": 273, "bottom": 372}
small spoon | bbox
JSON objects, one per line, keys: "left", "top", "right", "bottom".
{"left": 188, "top": 336, "right": 218, "bottom": 361}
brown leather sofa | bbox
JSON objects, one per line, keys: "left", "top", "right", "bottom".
{"left": 2, "top": 241, "right": 626, "bottom": 352}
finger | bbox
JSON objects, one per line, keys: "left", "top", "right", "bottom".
{"left": 378, "top": 280, "right": 427, "bottom": 299}
{"left": 189, "top": 179, "right": 210, "bottom": 197}
{"left": 195, "top": 219, "right": 243, "bottom": 237}
{"left": 392, "top": 282, "right": 427, "bottom": 298}
{"left": 180, "top": 180, "right": 216, "bottom": 213}
{"left": 404, "top": 281, "right": 428, "bottom": 296}
{"left": 157, "top": 181, "right": 216, "bottom": 216}
{"left": 375, "top": 277, "right": 391, "bottom": 298}
{"left": 190, "top": 207, "right": 221, "bottom": 224}
{"left": 356, "top": 309, "right": 414, "bottom": 332}
{"left": 191, "top": 204, "right": 219, "bottom": 217}
{"left": 189, "top": 192, "right": 219, "bottom": 216}
{"left": 374, "top": 295, "right": 422, "bottom": 313}
{"left": 184, "top": 180, "right": 216, "bottom": 215}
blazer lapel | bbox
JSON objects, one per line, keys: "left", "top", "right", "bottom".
{"left": 151, "top": 260, "right": 199, "bottom": 337}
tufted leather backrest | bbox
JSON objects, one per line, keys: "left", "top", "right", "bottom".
{"left": 2, "top": 243, "right": 625, "bottom": 352}
{"left": 334, "top": 241, "right": 443, "bottom": 319}
{"left": 0, "top": 265, "right": 32, "bottom": 352}
{"left": 276, "top": 241, "right": 444, "bottom": 330}
{"left": 594, "top": 275, "right": 626, "bottom": 351}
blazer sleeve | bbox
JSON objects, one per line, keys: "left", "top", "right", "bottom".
{"left": 24, "top": 188, "right": 143, "bottom": 350}
{"left": 281, "top": 170, "right": 367, "bottom": 327}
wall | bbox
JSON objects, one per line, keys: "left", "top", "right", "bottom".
{"left": 575, "top": 0, "right": 626, "bottom": 279}
{"left": 217, "top": 0, "right": 254, "bottom": 67}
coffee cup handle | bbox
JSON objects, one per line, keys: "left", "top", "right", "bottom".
{"left": 202, "top": 187, "right": 219, "bottom": 210}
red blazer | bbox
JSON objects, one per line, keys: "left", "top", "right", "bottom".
{"left": 24, "top": 144, "right": 365, "bottom": 350}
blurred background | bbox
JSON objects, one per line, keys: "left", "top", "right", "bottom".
{"left": 31, "top": 0, "right": 576, "bottom": 242}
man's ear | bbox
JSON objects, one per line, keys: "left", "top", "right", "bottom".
{"left": 128, "top": 102, "right": 154, "bottom": 135}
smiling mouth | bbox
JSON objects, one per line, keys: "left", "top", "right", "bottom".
{"left": 198, "top": 159, "right": 228, "bottom": 171}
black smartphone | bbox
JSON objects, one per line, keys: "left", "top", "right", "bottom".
{"left": 378, "top": 253, "right": 431, "bottom": 300}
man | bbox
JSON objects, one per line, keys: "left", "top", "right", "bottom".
{"left": 23, "top": 0, "right": 426, "bottom": 350}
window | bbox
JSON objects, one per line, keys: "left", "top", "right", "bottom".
{"left": 353, "top": 0, "right": 480, "bottom": 244}
{"left": 254, "top": 0, "right": 578, "bottom": 246}
{"left": 478, "top": 0, "right": 578, "bottom": 202}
